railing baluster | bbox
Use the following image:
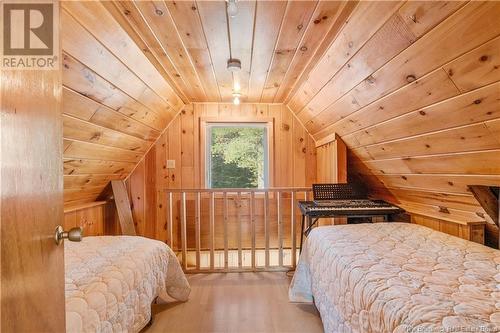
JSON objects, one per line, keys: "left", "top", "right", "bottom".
{"left": 168, "top": 192, "right": 173, "bottom": 248}
{"left": 195, "top": 192, "right": 201, "bottom": 271}
{"left": 278, "top": 191, "right": 283, "bottom": 267}
{"left": 181, "top": 192, "right": 187, "bottom": 270}
{"left": 301, "top": 191, "right": 307, "bottom": 256}
{"left": 162, "top": 187, "right": 310, "bottom": 273}
{"left": 291, "top": 191, "right": 296, "bottom": 268}
{"left": 237, "top": 191, "right": 242, "bottom": 269}
{"left": 250, "top": 192, "right": 255, "bottom": 270}
{"left": 264, "top": 191, "right": 269, "bottom": 268}
{"left": 223, "top": 191, "right": 228, "bottom": 270}
{"left": 210, "top": 192, "right": 215, "bottom": 270}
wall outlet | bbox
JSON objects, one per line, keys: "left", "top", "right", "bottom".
{"left": 166, "top": 160, "right": 176, "bottom": 169}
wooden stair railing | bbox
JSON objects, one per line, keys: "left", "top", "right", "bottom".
{"left": 162, "top": 188, "right": 311, "bottom": 273}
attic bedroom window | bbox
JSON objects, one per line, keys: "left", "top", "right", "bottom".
{"left": 206, "top": 123, "right": 269, "bottom": 189}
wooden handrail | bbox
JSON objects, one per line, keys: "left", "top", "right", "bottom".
{"left": 162, "top": 187, "right": 311, "bottom": 193}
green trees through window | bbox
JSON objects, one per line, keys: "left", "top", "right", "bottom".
{"left": 208, "top": 125, "right": 267, "bottom": 188}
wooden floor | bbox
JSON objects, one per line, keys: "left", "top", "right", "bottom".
{"left": 145, "top": 272, "right": 324, "bottom": 333}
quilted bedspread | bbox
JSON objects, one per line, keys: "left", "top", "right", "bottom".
{"left": 65, "top": 236, "right": 190, "bottom": 333}
{"left": 289, "top": 223, "right": 500, "bottom": 333}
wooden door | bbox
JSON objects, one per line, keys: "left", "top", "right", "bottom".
{"left": 0, "top": 3, "right": 65, "bottom": 330}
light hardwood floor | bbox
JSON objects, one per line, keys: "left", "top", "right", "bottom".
{"left": 145, "top": 272, "right": 324, "bottom": 333}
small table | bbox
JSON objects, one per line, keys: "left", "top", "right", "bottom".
{"left": 298, "top": 200, "right": 403, "bottom": 253}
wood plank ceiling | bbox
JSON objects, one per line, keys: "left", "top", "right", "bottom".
{"left": 285, "top": 0, "right": 500, "bottom": 244}
{"left": 62, "top": 0, "right": 356, "bottom": 205}
{"left": 104, "top": 0, "right": 356, "bottom": 103}
{"left": 61, "top": 1, "right": 186, "bottom": 205}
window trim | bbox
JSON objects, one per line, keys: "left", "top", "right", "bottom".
{"left": 200, "top": 117, "right": 274, "bottom": 189}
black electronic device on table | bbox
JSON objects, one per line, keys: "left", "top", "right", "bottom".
{"left": 298, "top": 184, "right": 402, "bottom": 253}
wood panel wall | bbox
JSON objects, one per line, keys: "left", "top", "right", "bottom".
{"left": 286, "top": 1, "right": 500, "bottom": 244}
{"left": 60, "top": 1, "right": 184, "bottom": 206}
{"left": 316, "top": 136, "right": 347, "bottom": 184}
{"left": 125, "top": 103, "right": 317, "bottom": 244}
{"left": 411, "top": 215, "right": 486, "bottom": 245}
{"left": 63, "top": 202, "right": 107, "bottom": 237}
{"left": 316, "top": 137, "right": 348, "bottom": 225}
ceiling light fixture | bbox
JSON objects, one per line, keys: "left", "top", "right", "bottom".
{"left": 227, "top": 58, "right": 242, "bottom": 105}
{"left": 227, "top": 58, "right": 241, "bottom": 72}
{"left": 226, "top": 0, "right": 238, "bottom": 18}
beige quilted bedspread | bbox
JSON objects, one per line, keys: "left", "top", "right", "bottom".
{"left": 289, "top": 223, "right": 500, "bottom": 333}
{"left": 65, "top": 236, "right": 190, "bottom": 333}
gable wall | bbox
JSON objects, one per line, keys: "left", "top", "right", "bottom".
{"left": 125, "top": 103, "right": 317, "bottom": 243}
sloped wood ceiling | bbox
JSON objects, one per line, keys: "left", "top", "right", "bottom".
{"left": 62, "top": 0, "right": 356, "bottom": 204}
{"left": 102, "top": 0, "right": 357, "bottom": 103}
{"left": 62, "top": 1, "right": 185, "bottom": 205}
{"left": 286, "top": 1, "right": 500, "bottom": 227}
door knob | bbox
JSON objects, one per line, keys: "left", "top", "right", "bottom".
{"left": 54, "top": 225, "right": 83, "bottom": 245}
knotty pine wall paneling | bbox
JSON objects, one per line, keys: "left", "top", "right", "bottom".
{"left": 64, "top": 202, "right": 106, "bottom": 236}
{"left": 286, "top": 1, "right": 500, "bottom": 242}
{"left": 316, "top": 136, "right": 347, "bottom": 184}
{"left": 316, "top": 136, "right": 347, "bottom": 225}
{"left": 412, "top": 215, "right": 486, "bottom": 245}
{"left": 126, "top": 103, "right": 317, "bottom": 248}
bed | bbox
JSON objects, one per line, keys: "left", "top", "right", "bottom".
{"left": 65, "top": 236, "right": 190, "bottom": 333}
{"left": 289, "top": 222, "right": 500, "bottom": 333}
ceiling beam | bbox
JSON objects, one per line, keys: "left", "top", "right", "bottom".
{"left": 468, "top": 185, "right": 499, "bottom": 227}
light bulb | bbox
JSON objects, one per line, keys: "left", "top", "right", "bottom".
{"left": 233, "top": 95, "right": 240, "bottom": 105}
{"left": 227, "top": 0, "right": 238, "bottom": 18}
{"left": 233, "top": 81, "right": 240, "bottom": 92}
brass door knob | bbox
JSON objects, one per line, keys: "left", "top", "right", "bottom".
{"left": 54, "top": 225, "right": 83, "bottom": 245}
